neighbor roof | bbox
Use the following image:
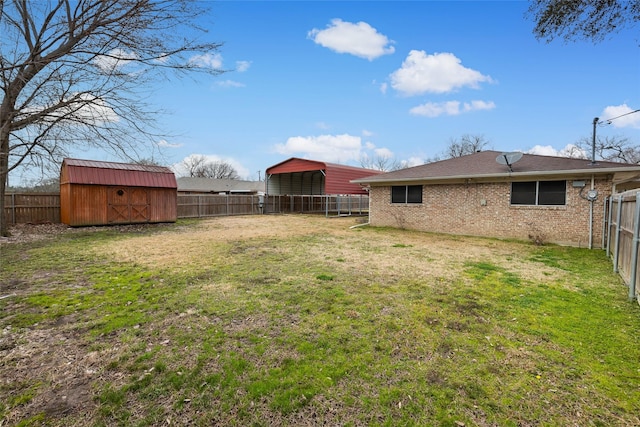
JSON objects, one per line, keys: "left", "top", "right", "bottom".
{"left": 352, "top": 151, "right": 640, "bottom": 185}
{"left": 177, "top": 177, "right": 264, "bottom": 193}
{"left": 61, "top": 158, "right": 177, "bottom": 188}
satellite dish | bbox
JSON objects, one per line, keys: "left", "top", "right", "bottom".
{"left": 496, "top": 152, "right": 523, "bottom": 172}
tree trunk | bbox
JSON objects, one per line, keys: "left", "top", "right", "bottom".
{"left": 0, "top": 130, "right": 9, "bottom": 237}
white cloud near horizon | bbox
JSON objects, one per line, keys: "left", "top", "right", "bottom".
{"left": 390, "top": 50, "right": 493, "bottom": 96}
{"left": 275, "top": 134, "right": 362, "bottom": 163}
{"left": 410, "top": 100, "right": 496, "bottom": 117}
{"left": 527, "top": 144, "right": 587, "bottom": 158}
{"left": 601, "top": 104, "right": 640, "bottom": 128}
{"left": 308, "top": 19, "right": 395, "bottom": 61}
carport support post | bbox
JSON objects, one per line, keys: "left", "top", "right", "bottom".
{"left": 628, "top": 192, "right": 640, "bottom": 301}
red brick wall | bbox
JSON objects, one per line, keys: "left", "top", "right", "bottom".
{"left": 369, "top": 178, "right": 612, "bottom": 247}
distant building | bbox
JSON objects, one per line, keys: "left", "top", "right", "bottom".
{"left": 177, "top": 177, "right": 265, "bottom": 195}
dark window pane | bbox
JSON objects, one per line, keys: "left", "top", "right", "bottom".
{"left": 407, "top": 185, "right": 422, "bottom": 203}
{"left": 511, "top": 181, "right": 536, "bottom": 205}
{"left": 538, "top": 180, "right": 566, "bottom": 205}
{"left": 391, "top": 186, "right": 406, "bottom": 203}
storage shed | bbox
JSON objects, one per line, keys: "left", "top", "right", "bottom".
{"left": 265, "top": 158, "right": 381, "bottom": 195}
{"left": 60, "top": 158, "right": 177, "bottom": 226}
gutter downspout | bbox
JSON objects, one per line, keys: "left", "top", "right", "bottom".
{"left": 589, "top": 175, "right": 595, "bottom": 249}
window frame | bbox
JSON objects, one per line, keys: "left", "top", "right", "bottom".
{"left": 391, "top": 185, "right": 423, "bottom": 204}
{"left": 510, "top": 180, "right": 566, "bottom": 206}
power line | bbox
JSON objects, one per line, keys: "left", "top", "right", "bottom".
{"left": 598, "top": 108, "right": 640, "bottom": 125}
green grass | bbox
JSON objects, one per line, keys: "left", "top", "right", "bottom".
{"left": 1, "top": 216, "right": 640, "bottom": 426}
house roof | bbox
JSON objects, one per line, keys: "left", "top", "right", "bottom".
{"left": 177, "top": 177, "right": 265, "bottom": 193}
{"left": 352, "top": 151, "right": 640, "bottom": 185}
{"left": 61, "top": 158, "right": 177, "bottom": 188}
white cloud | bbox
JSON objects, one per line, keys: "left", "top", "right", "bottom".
{"left": 274, "top": 134, "right": 362, "bottom": 163}
{"left": 172, "top": 154, "right": 250, "bottom": 179}
{"left": 374, "top": 147, "right": 394, "bottom": 158}
{"left": 601, "top": 104, "right": 640, "bottom": 128}
{"left": 362, "top": 129, "right": 374, "bottom": 137}
{"left": 316, "top": 122, "right": 330, "bottom": 130}
{"left": 403, "top": 156, "right": 424, "bottom": 167}
{"left": 308, "top": 19, "right": 395, "bottom": 61}
{"left": 390, "top": 50, "right": 493, "bottom": 96}
{"left": 157, "top": 139, "right": 183, "bottom": 148}
{"left": 94, "top": 48, "right": 138, "bottom": 72}
{"left": 236, "top": 60, "right": 251, "bottom": 72}
{"left": 216, "top": 80, "right": 245, "bottom": 88}
{"left": 409, "top": 100, "right": 496, "bottom": 117}
{"left": 189, "top": 53, "right": 223, "bottom": 69}
{"left": 379, "top": 82, "right": 388, "bottom": 94}
{"left": 527, "top": 144, "right": 586, "bottom": 158}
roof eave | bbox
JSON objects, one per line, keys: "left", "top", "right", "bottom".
{"left": 352, "top": 166, "right": 640, "bottom": 185}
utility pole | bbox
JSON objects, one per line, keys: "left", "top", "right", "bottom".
{"left": 591, "top": 117, "right": 599, "bottom": 165}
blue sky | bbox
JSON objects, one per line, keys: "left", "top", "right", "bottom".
{"left": 17, "top": 1, "right": 640, "bottom": 183}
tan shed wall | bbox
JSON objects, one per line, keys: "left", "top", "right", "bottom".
{"left": 369, "top": 178, "right": 612, "bottom": 247}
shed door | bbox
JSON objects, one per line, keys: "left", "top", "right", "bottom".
{"left": 108, "top": 187, "right": 150, "bottom": 224}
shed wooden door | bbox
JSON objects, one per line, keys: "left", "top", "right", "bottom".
{"left": 108, "top": 187, "right": 150, "bottom": 224}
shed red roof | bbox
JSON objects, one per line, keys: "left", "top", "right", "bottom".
{"left": 61, "top": 158, "right": 177, "bottom": 188}
{"left": 352, "top": 151, "right": 640, "bottom": 184}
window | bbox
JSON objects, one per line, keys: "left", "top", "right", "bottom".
{"left": 391, "top": 185, "right": 422, "bottom": 204}
{"left": 511, "top": 180, "right": 566, "bottom": 206}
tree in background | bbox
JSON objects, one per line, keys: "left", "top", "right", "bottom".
{"left": 444, "top": 134, "right": 491, "bottom": 158}
{"left": 359, "top": 154, "right": 405, "bottom": 172}
{"left": 528, "top": 0, "right": 640, "bottom": 44}
{"left": 575, "top": 135, "right": 640, "bottom": 164}
{"left": 179, "top": 155, "right": 240, "bottom": 180}
{"left": 0, "top": 0, "right": 224, "bottom": 236}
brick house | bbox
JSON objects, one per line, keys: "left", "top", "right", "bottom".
{"left": 352, "top": 151, "right": 640, "bottom": 247}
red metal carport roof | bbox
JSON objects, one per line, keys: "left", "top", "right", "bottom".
{"left": 266, "top": 157, "right": 381, "bottom": 194}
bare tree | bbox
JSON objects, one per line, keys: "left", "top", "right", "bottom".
{"left": 527, "top": 0, "right": 640, "bottom": 44}
{"left": 180, "top": 155, "right": 240, "bottom": 179}
{"left": 576, "top": 135, "right": 640, "bottom": 164}
{"left": 444, "top": 134, "right": 490, "bottom": 158}
{"left": 0, "top": 0, "right": 224, "bottom": 236}
{"left": 359, "top": 154, "right": 404, "bottom": 172}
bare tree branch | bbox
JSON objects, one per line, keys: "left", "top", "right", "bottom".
{"left": 0, "top": 0, "right": 226, "bottom": 235}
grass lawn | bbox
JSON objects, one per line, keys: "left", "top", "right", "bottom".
{"left": 1, "top": 214, "right": 639, "bottom": 426}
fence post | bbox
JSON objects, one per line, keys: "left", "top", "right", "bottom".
{"left": 613, "top": 194, "right": 623, "bottom": 273}
{"left": 606, "top": 196, "right": 614, "bottom": 257}
{"left": 629, "top": 192, "right": 640, "bottom": 301}
{"left": 602, "top": 197, "right": 607, "bottom": 251}
{"left": 11, "top": 193, "right": 16, "bottom": 225}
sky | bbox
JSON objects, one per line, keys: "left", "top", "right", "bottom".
{"left": 12, "top": 0, "right": 640, "bottom": 184}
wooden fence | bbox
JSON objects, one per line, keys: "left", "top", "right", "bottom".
{"left": 3, "top": 193, "right": 61, "bottom": 225}
{"left": 4, "top": 193, "right": 369, "bottom": 225}
{"left": 605, "top": 189, "right": 640, "bottom": 302}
